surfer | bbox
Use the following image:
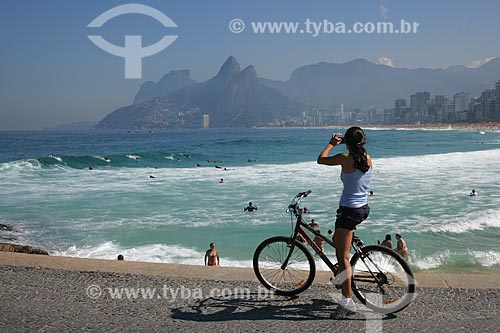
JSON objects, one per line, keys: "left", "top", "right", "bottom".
{"left": 149, "top": 175, "right": 156, "bottom": 179}
{"left": 469, "top": 189, "right": 478, "bottom": 196}
{"left": 100, "top": 156, "right": 111, "bottom": 163}
{"left": 126, "top": 154, "right": 140, "bottom": 160}
{"left": 49, "top": 154, "right": 62, "bottom": 162}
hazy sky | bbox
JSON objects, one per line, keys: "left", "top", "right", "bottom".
{"left": 1, "top": 0, "right": 499, "bottom": 130}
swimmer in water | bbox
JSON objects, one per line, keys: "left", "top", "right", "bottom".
{"left": 244, "top": 202, "right": 258, "bottom": 212}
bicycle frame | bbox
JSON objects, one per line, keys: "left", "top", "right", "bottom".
{"left": 281, "top": 196, "right": 341, "bottom": 272}
{"left": 283, "top": 193, "right": 374, "bottom": 279}
{"left": 293, "top": 214, "right": 338, "bottom": 272}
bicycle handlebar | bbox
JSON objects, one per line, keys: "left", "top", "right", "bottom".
{"left": 296, "top": 190, "right": 312, "bottom": 198}
{"left": 288, "top": 190, "right": 312, "bottom": 210}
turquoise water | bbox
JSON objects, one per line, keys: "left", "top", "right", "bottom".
{"left": 1, "top": 128, "right": 500, "bottom": 272}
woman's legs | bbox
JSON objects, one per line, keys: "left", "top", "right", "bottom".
{"left": 334, "top": 227, "right": 353, "bottom": 299}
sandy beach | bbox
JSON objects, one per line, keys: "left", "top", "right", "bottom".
{"left": 1, "top": 252, "right": 500, "bottom": 289}
{"left": 1, "top": 252, "right": 499, "bottom": 332}
{"left": 358, "top": 122, "right": 500, "bottom": 132}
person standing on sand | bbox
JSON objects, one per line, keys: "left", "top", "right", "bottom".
{"left": 395, "top": 233, "right": 410, "bottom": 261}
{"left": 317, "top": 126, "right": 372, "bottom": 319}
{"left": 204, "top": 243, "right": 220, "bottom": 266}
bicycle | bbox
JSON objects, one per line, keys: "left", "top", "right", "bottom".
{"left": 253, "top": 190, "right": 415, "bottom": 314}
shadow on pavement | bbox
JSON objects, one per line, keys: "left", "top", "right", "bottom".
{"left": 171, "top": 293, "right": 397, "bottom": 322}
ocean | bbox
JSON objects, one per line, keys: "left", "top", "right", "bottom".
{"left": 1, "top": 128, "right": 500, "bottom": 273}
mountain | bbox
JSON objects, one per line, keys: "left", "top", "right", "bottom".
{"left": 260, "top": 57, "right": 500, "bottom": 108}
{"left": 95, "top": 57, "right": 309, "bottom": 129}
{"left": 133, "top": 69, "right": 197, "bottom": 104}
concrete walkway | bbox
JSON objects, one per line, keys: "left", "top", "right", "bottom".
{"left": 1, "top": 263, "right": 499, "bottom": 332}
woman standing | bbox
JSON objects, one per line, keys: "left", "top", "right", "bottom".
{"left": 317, "top": 127, "right": 373, "bottom": 319}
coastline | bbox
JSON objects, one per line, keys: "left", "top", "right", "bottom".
{"left": 255, "top": 122, "right": 500, "bottom": 132}
{"left": 363, "top": 122, "right": 500, "bottom": 132}
{"left": 1, "top": 251, "right": 499, "bottom": 289}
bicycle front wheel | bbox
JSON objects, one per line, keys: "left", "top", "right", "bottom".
{"left": 253, "top": 236, "right": 316, "bottom": 296}
{"left": 351, "top": 245, "right": 415, "bottom": 314}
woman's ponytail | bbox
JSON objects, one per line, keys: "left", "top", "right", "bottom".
{"left": 344, "top": 127, "right": 370, "bottom": 173}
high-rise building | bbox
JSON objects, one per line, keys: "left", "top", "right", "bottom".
{"left": 394, "top": 98, "right": 406, "bottom": 124}
{"left": 453, "top": 92, "right": 470, "bottom": 112}
{"left": 432, "top": 95, "right": 447, "bottom": 107}
{"left": 203, "top": 114, "right": 210, "bottom": 128}
{"left": 480, "top": 89, "right": 496, "bottom": 120}
{"left": 445, "top": 100, "right": 455, "bottom": 122}
{"left": 430, "top": 95, "right": 447, "bottom": 122}
{"left": 410, "top": 92, "right": 430, "bottom": 122}
{"left": 395, "top": 98, "right": 406, "bottom": 110}
{"left": 496, "top": 80, "right": 500, "bottom": 119}
{"left": 469, "top": 97, "right": 483, "bottom": 122}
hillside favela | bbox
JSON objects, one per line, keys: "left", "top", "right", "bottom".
{"left": 96, "top": 56, "right": 500, "bottom": 130}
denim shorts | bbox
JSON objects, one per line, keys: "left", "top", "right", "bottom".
{"left": 335, "top": 205, "right": 370, "bottom": 231}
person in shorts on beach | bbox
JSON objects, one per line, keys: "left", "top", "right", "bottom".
{"left": 205, "top": 243, "right": 220, "bottom": 266}
{"left": 317, "top": 126, "right": 372, "bottom": 319}
{"left": 395, "top": 233, "right": 409, "bottom": 261}
{"left": 310, "top": 219, "right": 325, "bottom": 252}
{"left": 313, "top": 230, "right": 326, "bottom": 252}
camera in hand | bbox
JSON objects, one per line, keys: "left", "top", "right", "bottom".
{"left": 339, "top": 136, "right": 345, "bottom": 144}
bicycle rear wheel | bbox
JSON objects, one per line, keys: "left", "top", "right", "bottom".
{"left": 351, "top": 245, "right": 415, "bottom": 314}
{"left": 253, "top": 236, "right": 316, "bottom": 296}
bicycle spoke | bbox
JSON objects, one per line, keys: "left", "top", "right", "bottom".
{"left": 254, "top": 237, "right": 315, "bottom": 295}
{"left": 351, "top": 245, "right": 415, "bottom": 313}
